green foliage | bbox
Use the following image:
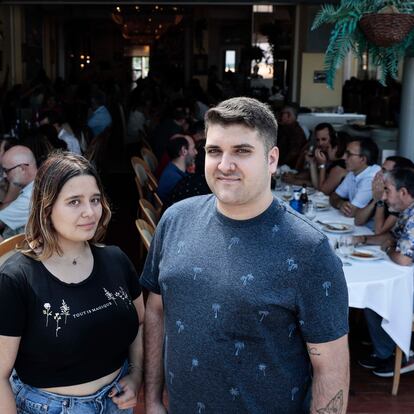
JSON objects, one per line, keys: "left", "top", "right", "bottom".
{"left": 312, "top": 0, "right": 414, "bottom": 88}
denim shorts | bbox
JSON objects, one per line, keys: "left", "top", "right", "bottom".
{"left": 10, "top": 361, "right": 133, "bottom": 414}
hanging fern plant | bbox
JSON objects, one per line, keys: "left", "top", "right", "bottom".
{"left": 312, "top": 0, "right": 414, "bottom": 89}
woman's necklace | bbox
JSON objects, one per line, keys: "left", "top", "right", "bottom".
{"left": 72, "top": 256, "right": 79, "bottom": 265}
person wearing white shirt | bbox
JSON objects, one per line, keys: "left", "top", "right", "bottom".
{"left": 0, "top": 146, "right": 37, "bottom": 241}
{"left": 58, "top": 128, "right": 82, "bottom": 154}
{"left": 330, "top": 137, "right": 380, "bottom": 217}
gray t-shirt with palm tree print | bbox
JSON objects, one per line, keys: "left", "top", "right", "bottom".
{"left": 140, "top": 194, "right": 348, "bottom": 414}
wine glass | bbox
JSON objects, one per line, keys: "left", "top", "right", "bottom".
{"left": 304, "top": 201, "right": 316, "bottom": 220}
{"left": 282, "top": 185, "right": 292, "bottom": 202}
{"left": 338, "top": 236, "right": 354, "bottom": 259}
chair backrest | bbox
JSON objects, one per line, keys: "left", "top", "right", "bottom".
{"left": 139, "top": 199, "right": 159, "bottom": 230}
{"left": 141, "top": 148, "right": 158, "bottom": 172}
{"left": 131, "top": 156, "right": 157, "bottom": 191}
{"left": 135, "top": 219, "right": 154, "bottom": 251}
{"left": 0, "top": 233, "right": 25, "bottom": 265}
{"left": 85, "top": 127, "right": 111, "bottom": 167}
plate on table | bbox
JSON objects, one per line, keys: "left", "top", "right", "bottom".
{"left": 321, "top": 222, "right": 354, "bottom": 234}
{"left": 315, "top": 202, "right": 330, "bottom": 211}
{"left": 350, "top": 248, "right": 384, "bottom": 261}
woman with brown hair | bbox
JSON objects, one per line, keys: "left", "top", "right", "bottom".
{"left": 0, "top": 152, "right": 143, "bottom": 413}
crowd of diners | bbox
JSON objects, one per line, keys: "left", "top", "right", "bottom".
{"left": 0, "top": 67, "right": 413, "bottom": 412}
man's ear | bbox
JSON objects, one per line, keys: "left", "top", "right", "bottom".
{"left": 400, "top": 187, "right": 408, "bottom": 198}
{"left": 268, "top": 146, "right": 279, "bottom": 174}
{"left": 180, "top": 146, "right": 188, "bottom": 157}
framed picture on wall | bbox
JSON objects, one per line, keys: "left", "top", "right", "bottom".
{"left": 313, "top": 70, "right": 327, "bottom": 83}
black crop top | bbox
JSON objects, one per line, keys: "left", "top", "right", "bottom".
{"left": 0, "top": 245, "right": 141, "bottom": 388}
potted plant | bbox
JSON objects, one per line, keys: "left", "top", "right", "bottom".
{"left": 312, "top": 0, "right": 414, "bottom": 88}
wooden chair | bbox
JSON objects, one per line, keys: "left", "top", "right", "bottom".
{"left": 85, "top": 127, "right": 111, "bottom": 170}
{"left": 141, "top": 147, "right": 158, "bottom": 173}
{"left": 135, "top": 219, "right": 154, "bottom": 251}
{"left": 392, "top": 318, "right": 414, "bottom": 395}
{"left": 0, "top": 233, "right": 25, "bottom": 265}
{"left": 131, "top": 156, "right": 158, "bottom": 191}
{"left": 138, "top": 199, "right": 159, "bottom": 230}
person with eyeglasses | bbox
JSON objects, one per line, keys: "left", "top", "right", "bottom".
{"left": 0, "top": 145, "right": 37, "bottom": 241}
{"left": 329, "top": 137, "right": 381, "bottom": 217}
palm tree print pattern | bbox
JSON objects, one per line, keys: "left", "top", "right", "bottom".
{"left": 212, "top": 303, "right": 221, "bottom": 319}
{"left": 177, "top": 241, "right": 185, "bottom": 254}
{"left": 240, "top": 273, "right": 254, "bottom": 286}
{"left": 287, "top": 258, "right": 298, "bottom": 271}
{"left": 192, "top": 267, "right": 203, "bottom": 280}
{"left": 234, "top": 341, "right": 245, "bottom": 356}
{"left": 322, "top": 281, "right": 332, "bottom": 296}
{"left": 228, "top": 237, "right": 240, "bottom": 250}
{"left": 196, "top": 402, "right": 205, "bottom": 413}
{"left": 230, "top": 387, "right": 240, "bottom": 400}
{"left": 258, "top": 310, "right": 269, "bottom": 323}
{"left": 258, "top": 363, "right": 267, "bottom": 377}
{"left": 291, "top": 387, "right": 299, "bottom": 401}
{"left": 271, "top": 224, "right": 279, "bottom": 236}
{"left": 169, "top": 371, "right": 174, "bottom": 384}
{"left": 191, "top": 358, "right": 199, "bottom": 371}
{"left": 176, "top": 320, "right": 185, "bottom": 333}
{"left": 288, "top": 323, "right": 297, "bottom": 339}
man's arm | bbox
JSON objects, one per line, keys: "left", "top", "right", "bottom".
{"left": 354, "top": 200, "right": 375, "bottom": 226}
{"left": 329, "top": 192, "right": 344, "bottom": 210}
{"left": 308, "top": 335, "right": 349, "bottom": 414}
{"left": 144, "top": 292, "right": 167, "bottom": 414}
{"left": 330, "top": 192, "right": 357, "bottom": 216}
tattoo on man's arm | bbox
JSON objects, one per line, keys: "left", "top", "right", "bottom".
{"left": 307, "top": 346, "right": 321, "bottom": 356}
{"left": 316, "top": 390, "right": 343, "bottom": 414}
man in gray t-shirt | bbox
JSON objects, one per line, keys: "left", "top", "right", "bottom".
{"left": 141, "top": 97, "right": 349, "bottom": 414}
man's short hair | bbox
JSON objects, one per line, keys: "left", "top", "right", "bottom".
{"left": 205, "top": 97, "right": 278, "bottom": 152}
{"left": 386, "top": 167, "right": 414, "bottom": 198}
{"left": 167, "top": 136, "right": 189, "bottom": 160}
{"left": 386, "top": 156, "right": 414, "bottom": 169}
{"left": 349, "top": 137, "right": 379, "bottom": 166}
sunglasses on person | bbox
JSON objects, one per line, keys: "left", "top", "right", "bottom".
{"left": 344, "top": 150, "right": 361, "bottom": 158}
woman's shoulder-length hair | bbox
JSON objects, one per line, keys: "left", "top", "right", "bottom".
{"left": 20, "top": 151, "right": 111, "bottom": 261}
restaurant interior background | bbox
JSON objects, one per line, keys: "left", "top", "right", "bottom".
{"left": 0, "top": 0, "right": 404, "bottom": 123}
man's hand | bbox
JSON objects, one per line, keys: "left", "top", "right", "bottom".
{"left": 372, "top": 171, "right": 385, "bottom": 202}
{"left": 340, "top": 201, "right": 354, "bottom": 217}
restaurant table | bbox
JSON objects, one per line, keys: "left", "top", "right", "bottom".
{"left": 297, "top": 113, "right": 367, "bottom": 132}
{"left": 273, "top": 189, "right": 413, "bottom": 358}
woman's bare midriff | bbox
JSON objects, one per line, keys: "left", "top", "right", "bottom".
{"left": 39, "top": 367, "right": 121, "bottom": 396}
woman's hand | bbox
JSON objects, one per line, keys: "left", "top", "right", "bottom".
{"left": 110, "top": 373, "right": 142, "bottom": 410}
{"left": 314, "top": 148, "right": 327, "bottom": 165}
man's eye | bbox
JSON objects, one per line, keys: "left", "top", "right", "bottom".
{"left": 207, "top": 149, "right": 220, "bottom": 155}
{"left": 236, "top": 149, "right": 250, "bottom": 154}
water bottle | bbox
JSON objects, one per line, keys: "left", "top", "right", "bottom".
{"left": 290, "top": 191, "right": 303, "bottom": 213}
{"left": 300, "top": 185, "right": 308, "bottom": 206}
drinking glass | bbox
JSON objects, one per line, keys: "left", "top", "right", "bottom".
{"left": 304, "top": 201, "right": 316, "bottom": 220}
{"left": 282, "top": 185, "right": 292, "bottom": 202}
{"left": 338, "top": 236, "right": 354, "bottom": 259}
{"left": 274, "top": 170, "right": 282, "bottom": 190}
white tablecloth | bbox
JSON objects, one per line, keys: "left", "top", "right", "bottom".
{"left": 273, "top": 189, "right": 413, "bottom": 357}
